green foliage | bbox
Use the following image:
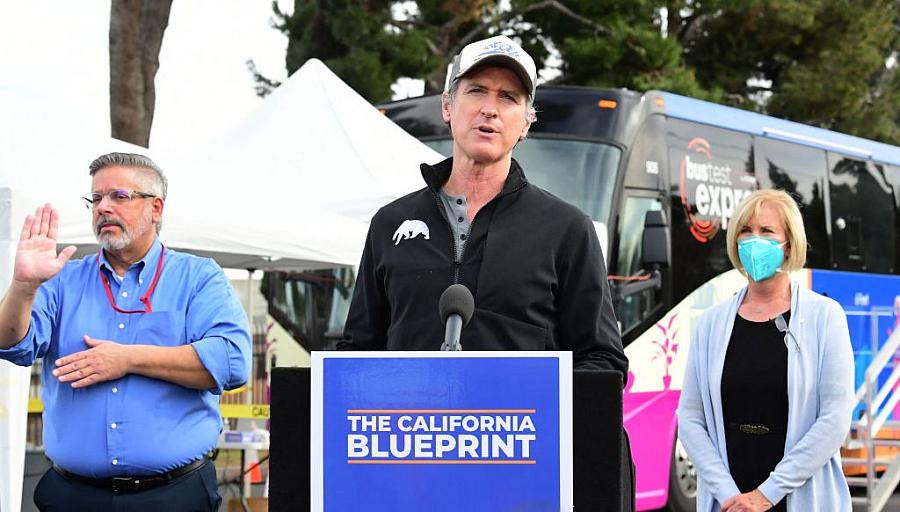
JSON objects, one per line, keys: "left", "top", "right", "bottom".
{"left": 267, "top": 0, "right": 900, "bottom": 144}
{"left": 510, "top": 0, "right": 711, "bottom": 97}
{"left": 681, "top": 0, "right": 900, "bottom": 143}
{"left": 274, "top": 0, "right": 443, "bottom": 102}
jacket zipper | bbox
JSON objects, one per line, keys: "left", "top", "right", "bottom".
{"left": 432, "top": 192, "right": 461, "bottom": 284}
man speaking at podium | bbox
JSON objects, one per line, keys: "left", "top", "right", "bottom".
{"left": 0, "top": 153, "right": 251, "bottom": 511}
{"left": 340, "top": 35, "right": 627, "bottom": 377}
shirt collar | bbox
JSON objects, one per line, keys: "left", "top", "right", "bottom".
{"left": 98, "top": 237, "right": 163, "bottom": 282}
{"left": 420, "top": 157, "right": 529, "bottom": 195}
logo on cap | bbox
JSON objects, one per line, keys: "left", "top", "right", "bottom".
{"left": 445, "top": 35, "right": 537, "bottom": 97}
{"left": 476, "top": 41, "right": 520, "bottom": 60}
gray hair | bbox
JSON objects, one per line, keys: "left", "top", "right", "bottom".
{"left": 89, "top": 152, "right": 167, "bottom": 233}
{"left": 89, "top": 152, "right": 168, "bottom": 199}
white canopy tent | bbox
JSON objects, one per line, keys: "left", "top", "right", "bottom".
{"left": 181, "top": 58, "right": 443, "bottom": 222}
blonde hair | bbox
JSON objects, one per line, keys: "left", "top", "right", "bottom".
{"left": 726, "top": 189, "right": 808, "bottom": 273}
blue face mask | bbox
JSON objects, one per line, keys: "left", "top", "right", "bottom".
{"left": 738, "top": 236, "right": 785, "bottom": 282}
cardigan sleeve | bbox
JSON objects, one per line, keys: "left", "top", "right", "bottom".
{"left": 757, "top": 299, "right": 855, "bottom": 505}
{"left": 677, "top": 312, "right": 742, "bottom": 505}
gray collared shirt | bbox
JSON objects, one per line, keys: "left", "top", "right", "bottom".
{"left": 439, "top": 188, "right": 470, "bottom": 259}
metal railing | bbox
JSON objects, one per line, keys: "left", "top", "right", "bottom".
{"left": 844, "top": 308, "right": 900, "bottom": 512}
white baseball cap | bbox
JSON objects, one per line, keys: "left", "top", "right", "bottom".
{"left": 445, "top": 35, "right": 537, "bottom": 99}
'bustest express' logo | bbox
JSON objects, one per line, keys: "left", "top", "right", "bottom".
{"left": 679, "top": 138, "right": 757, "bottom": 243}
{"left": 346, "top": 409, "right": 537, "bottom": 464}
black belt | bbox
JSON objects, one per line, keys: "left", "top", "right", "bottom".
{"left": 51, "top": 455, "right": 211, "bottom": 493}
{"left": 726, "top": 422, "right": 786, "bottom": 435}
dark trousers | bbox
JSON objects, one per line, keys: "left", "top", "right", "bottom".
{"left": 34, "top": 460, "right": 221, "bottom": 512}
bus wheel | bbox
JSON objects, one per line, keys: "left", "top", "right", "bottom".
{"left": 665, "top": 435, "right": 697, "bottom": 512}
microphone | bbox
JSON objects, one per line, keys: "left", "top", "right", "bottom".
{"left": 439, "top": 284, "right": 475, "bottom": 351}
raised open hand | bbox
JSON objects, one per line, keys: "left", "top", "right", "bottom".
{"left": 13, "top": 204, "right": 77, "bottom": 288}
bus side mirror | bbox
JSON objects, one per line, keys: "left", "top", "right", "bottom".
{"left": 642, "top": 210, "right": 670, "bottom": 269}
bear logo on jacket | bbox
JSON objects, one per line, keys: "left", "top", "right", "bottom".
{"left": 392, "top": 220, "right": 430, "bottom": 246}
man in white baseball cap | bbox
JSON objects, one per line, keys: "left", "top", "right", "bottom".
{"left": 343, "top": 33, "right": 627, "bottom": 374}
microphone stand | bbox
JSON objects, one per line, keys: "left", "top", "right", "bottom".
{"left": 440, "top": 314, "right": 463, "bottom": 351}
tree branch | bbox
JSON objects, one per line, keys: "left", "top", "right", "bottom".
{"left": 676, "top": 12, "right": 708, "bottom": 46}
{"left": 869, "top": 48, "right": 900, "bottom": 101}
{"left": 246, "top": 59, "right": 282, "bottom": 98}
{"left": 388, "top": 17, "right": 427, "bottom": 31}
{"left": 449, "top": 0, "right": 608, "bottom": 59}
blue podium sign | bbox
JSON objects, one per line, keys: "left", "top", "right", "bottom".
{"left": 311, "top": 352, "right": 573, "bottom": 511}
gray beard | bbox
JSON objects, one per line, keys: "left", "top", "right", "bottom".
{"left": 97, "top": 231, "right": 133, "bottom": 251}
{"left": 95, "top": 210, "right": 152, "bottom": 252}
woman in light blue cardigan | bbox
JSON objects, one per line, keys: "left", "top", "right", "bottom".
{"left": 678, "top": 189, "right": 855, "bottom": 512}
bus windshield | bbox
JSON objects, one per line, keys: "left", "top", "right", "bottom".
{"left": 424, "top": 137, "right": 621, "bottom": 223}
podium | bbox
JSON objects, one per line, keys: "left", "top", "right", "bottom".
{"left": 269, "top": 354, "right": 632, "bottom": 511}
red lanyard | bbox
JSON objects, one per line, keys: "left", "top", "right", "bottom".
{"left": 97, "top": 245, "right": 166, "bottom": 314}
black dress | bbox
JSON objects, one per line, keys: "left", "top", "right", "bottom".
{"left": 721, "top": 311, "right": 790, "bottom": 511}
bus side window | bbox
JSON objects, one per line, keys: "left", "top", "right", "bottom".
{"left": 886, "top": 165, "right": 900, "bottom": 273}
{"left": 614, "top": 195, "right": 663, "bottom": 334}
{"left": 624, "top": 115, "right": 666, "bottom": 190}
{"left": 828, "top": 156, "right": 896, "bottom": 273}
{"left": 753, "top": 138, "right": 829, "bottom": 268}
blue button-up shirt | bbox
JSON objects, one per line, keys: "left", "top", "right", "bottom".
{"left": 0, "top": 238, "right": 251, "bottom": 477}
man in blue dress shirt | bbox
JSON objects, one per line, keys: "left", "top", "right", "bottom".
{"left": 0, "top": 153, "right": 251, "bottom": 511}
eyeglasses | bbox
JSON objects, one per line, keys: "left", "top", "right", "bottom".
{"left": 774, "top": 313, "right": 800, "bottom": 352}
{"left": 82, "top": 189, "right": 156, "bottom": 209}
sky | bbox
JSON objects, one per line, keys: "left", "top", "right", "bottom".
{"left": 0, "top": 0, "right": 294, "bottom": 151}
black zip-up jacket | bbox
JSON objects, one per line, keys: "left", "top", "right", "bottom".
{"left": 340, "top": 157, "right": 628, "bottom": 377}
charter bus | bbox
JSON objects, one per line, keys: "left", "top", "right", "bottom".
{"left": 264, "top": 87, "right": 900, "bottom": 511}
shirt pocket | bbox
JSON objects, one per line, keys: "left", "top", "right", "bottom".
{"left": 135, "top": 311, "right": 187, "bottom": 346}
